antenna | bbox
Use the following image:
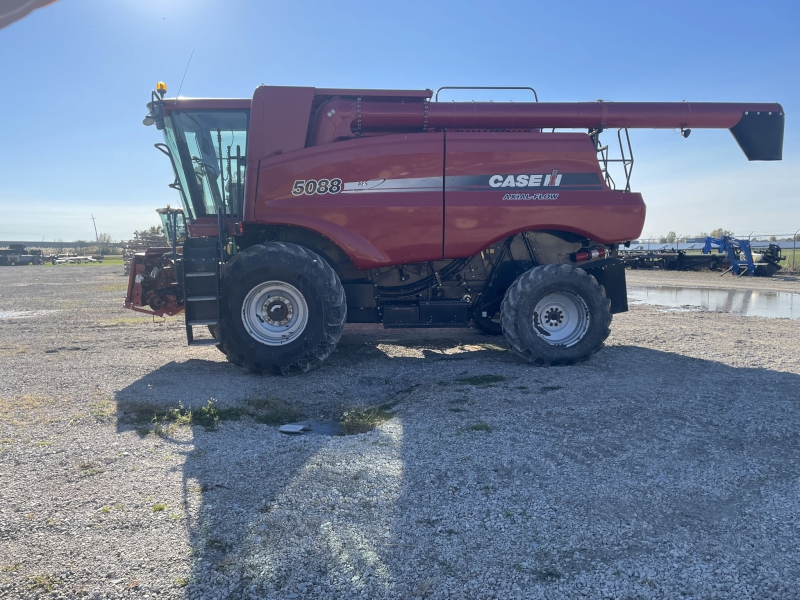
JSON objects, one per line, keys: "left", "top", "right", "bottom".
{"left": 174, "top": 49, "right": 195, "bottom": 104}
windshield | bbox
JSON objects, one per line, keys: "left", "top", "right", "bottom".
{"left": 163, "top": 110, "right": 249, "bottom": 219}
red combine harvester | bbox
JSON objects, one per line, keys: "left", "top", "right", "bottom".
{"left": 127, "top": 84, "right": 784, "bottom": 373}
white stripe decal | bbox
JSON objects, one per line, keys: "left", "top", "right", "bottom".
{"left": 342, "top": 177, "right": 443, "bottom": 193}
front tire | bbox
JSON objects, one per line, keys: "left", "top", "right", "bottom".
{"left": 501, "top": 264, "right": 611, "bottom": 366}
{"left": 218, "top": 243, "right": 346, "bottom": 374}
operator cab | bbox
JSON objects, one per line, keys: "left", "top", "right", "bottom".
{"left": 144, "top": 83, "right": 250, "bottom": 224}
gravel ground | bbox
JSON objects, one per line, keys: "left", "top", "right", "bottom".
{"left": 1, "top": 265, "right": 799, "bottom": 600}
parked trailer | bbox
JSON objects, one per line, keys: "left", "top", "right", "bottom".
{"left": 125, "top": 83, "right": 784, "bottom": 373}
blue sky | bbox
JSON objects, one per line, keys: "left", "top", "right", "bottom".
{"left": 0, "top": 0, "right": 797, "bottom": 242}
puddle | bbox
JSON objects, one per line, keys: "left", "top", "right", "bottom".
{"left": 0, "top": 310, "right": 59, "bottom": 320}
{"left": 629, "top": 287, "right": 800, "bottom": 320}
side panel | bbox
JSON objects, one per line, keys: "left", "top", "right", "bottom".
{"left": 444, "top": 132, "right": 646, "bottom": 258}
{"left": 253, "top": 134, "right": 444, "bottom": 269}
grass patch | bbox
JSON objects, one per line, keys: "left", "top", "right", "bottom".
{"left": 152, "top": 503, "right": 167, "bottom": 512}
{"left": 90, "top": 399, "right": 116, "bottom": 420}
{"left": 78, "top": 462, "right": 103, "bottom": 476}
{"left": 246, "top": 396, "right": 304, "bottom": 425}
{"left": 453, "top": 374, "right": 506, "bottom": 386}
{"left": 34, "top": 441, "right": 52, "bottom": 447}
{"left": 99, "top": 506, "right": 111, "bottom": 514}
{"left": 466, "top": 422, "right": 492, "bottom": 432}
{"left": 123, "top": 397, "right": 303, "bottom": 433}
{"left": 1, "top": 563, "right": 21, "bottom": 572}
{"left": 339, "top": 402, "right": 397, "bottom": 435}
{"left": 175, "top": 576, "right": 190, "bottom": 587}
{"left": 26, "top": 574, "right": 60, "bottom": 591}
{"left": 0, "top": 394, "right": 64, "bottom": 425}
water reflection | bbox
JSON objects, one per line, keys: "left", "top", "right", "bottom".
{"left": 629, "top": 286, "right": 800, "bottom": 319}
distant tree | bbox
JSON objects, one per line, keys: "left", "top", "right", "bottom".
{"left": 710, "top": 228, "right": 734, "bottom": 239}
{"left": 696, "top": 231, "right": 708, "bottom": 238}
{"left": 97, "top": 233, "right": 112, "bottom": 255}
{"left": 149, "top": 225, "right": 163, "bottom": 234}
{"left": 769, "top": 235, "right": 777, "bottom": 242}
{"left": 74, "top": 240, "right": 87, "bottom": 254}
{"left": 665, "top": 231, "right": 677, "bottom": 243}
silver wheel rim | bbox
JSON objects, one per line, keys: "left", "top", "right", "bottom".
{"left": 532, "top": 292, "right": 590, "bottom": 347}
{"left": 241, "top": 281, "right": 309, "bottom": 346}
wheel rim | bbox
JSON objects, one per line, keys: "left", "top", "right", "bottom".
{"left": 531, "top": 292, "right": 590, "bottom": 347}
{"left": 241, "top": 281, "right": 309, "bottom": 346}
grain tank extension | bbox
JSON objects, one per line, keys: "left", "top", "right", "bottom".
{"left": 126, "top": 84, "right": 784, "bottom": 373}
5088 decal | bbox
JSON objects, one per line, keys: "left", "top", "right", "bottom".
{"left": 292, "top": 178, "right": 343, "bottom": 196}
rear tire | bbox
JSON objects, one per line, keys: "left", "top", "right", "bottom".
{"left": 217, "top": 243, "right": 346, "bottom": 374}
{"left": 501, "top": 264, "right": 611, "bottom": 366}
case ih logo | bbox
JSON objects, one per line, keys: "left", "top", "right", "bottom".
{"left": 489, "top": 170, "right": 563, "bottom": 188}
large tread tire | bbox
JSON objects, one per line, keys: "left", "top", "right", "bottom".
{"left": 217, "top": 243, "right": 346, "bottom": 375}
{"left": 501, "top": 264, "right": 611, "bottom": 366}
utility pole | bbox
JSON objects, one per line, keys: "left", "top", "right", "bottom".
{"left": 91, "top": 215, "right": 100, "bottom": 255}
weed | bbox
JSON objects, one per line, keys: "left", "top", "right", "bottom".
{"left": 175, "top": 576, "right": 190, "bottom": 587}
{"left": 0, "top": 438, "right": 12, "bottom": 444}
{"left": 171, "top": 513, "right": 184, "bottom": 520}
{"left": 466, "top": 422, "right": 492, "bottom": 432}
{"left": 539, "top": 386, "right": 564, "bottom": 392}
{"left": 1, "top": 563, "right": 21, "bottom": 573}
{"left": 26, "top": 574, "right": 60, "bottom": 591}
{"left": 34, "top": 441, "right": 52, "bottom": 447}
{"left": 339, "top": 402, "right": 396, "bottom": 435}
{"left": 99, "top": 506, "right": 111, "bottom": 514}
{"left": 79, "top": 462, "right": 103, "bottom": 477}
{"left": 641, "top": 578, "right": 657, "bottom": 588}
{"left": 453, "top": 374, "right": 506, "bottom": 386}
{"left": 152, "top": 503, "right": 167, "bottom": 512}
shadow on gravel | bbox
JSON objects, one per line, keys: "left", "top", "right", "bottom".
{"left": 114, "top": 342, "right": 800, "bottom": 599}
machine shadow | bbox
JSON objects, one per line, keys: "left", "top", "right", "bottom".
{"left": 114, "top": 340, "right": 800, "bottom": 598}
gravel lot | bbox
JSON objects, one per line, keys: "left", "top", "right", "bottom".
{"left": 1, "top": 265, "right": 799, "bottom": 600}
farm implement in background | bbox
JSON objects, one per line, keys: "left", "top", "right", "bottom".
{"left": 702, "top": 236, "right": 784, "bottom": 277}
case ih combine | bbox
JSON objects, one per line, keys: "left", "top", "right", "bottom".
{"left": 127, "top": 84, "right": 784, "bottom": 373}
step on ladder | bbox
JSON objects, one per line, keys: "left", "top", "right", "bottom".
{"left": 182, "top": 237, "right": 222, "bottom": 346}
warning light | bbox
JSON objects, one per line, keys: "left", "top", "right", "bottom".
{"left": 156, "top": 82, "right": 167, "bottom": 99}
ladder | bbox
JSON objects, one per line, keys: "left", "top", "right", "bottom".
{"left": 182, "top": 237, "right": 222, "bottom": 346}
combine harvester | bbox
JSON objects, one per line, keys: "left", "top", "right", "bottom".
{"left": 126, "top": 83, "right": 784, "bottom": 373}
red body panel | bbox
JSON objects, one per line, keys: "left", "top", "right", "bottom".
{"left": 254, "top": 134, "right": 445, "bottom": 268}
{"left": 444, "top": 132, "right": 645, "bottom": 257}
